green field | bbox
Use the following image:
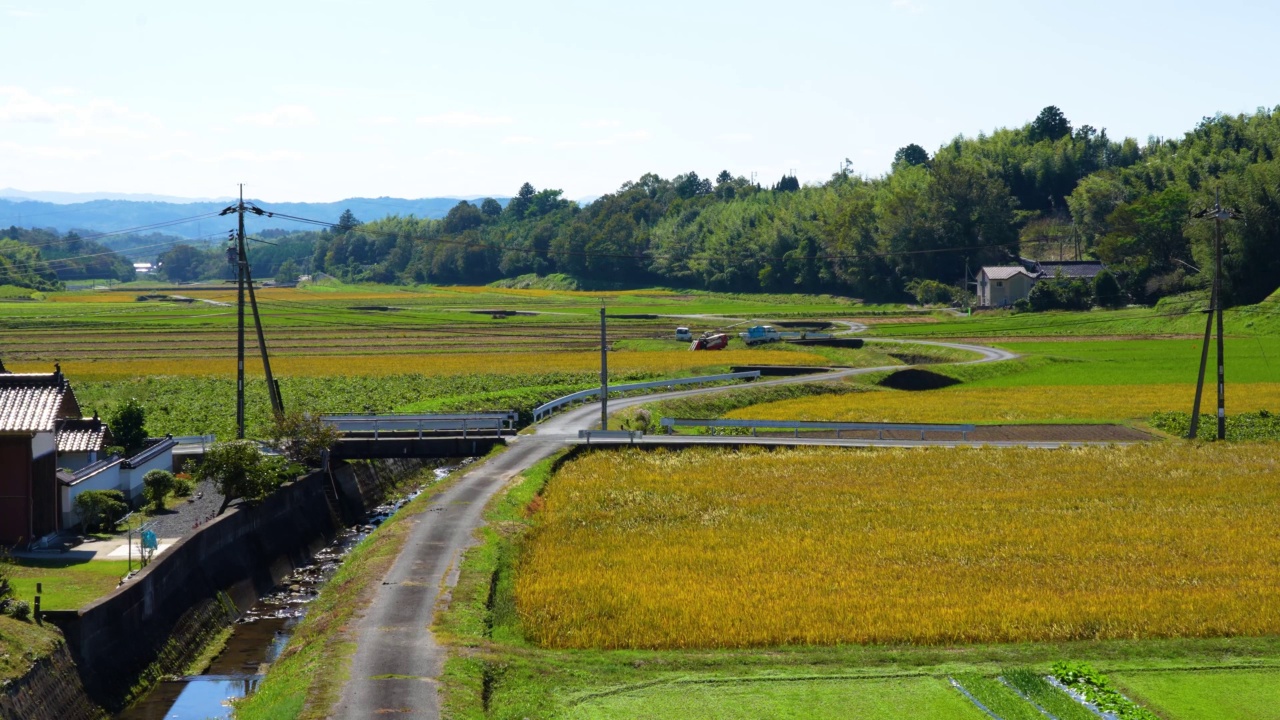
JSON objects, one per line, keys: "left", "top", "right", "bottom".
{"left": 563, "top": 676, "right": 987, "bottom": 720}
{"left": 8, "top": 558, "right": 132, "bottom": 610}
{"left": 1112, "top": 669, "right": 1280, "bottom": 720}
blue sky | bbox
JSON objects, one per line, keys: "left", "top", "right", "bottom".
{"left": 2, "top": 0, "right": 1277, "bottom": 202}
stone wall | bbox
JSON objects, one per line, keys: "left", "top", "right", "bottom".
{"left": 0, "top": 642, "right": 104, "bottom": 720}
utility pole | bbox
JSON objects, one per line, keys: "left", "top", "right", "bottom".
{"left": 1187, "top": 189, "right": 1241, "bottom": 441}
{"left": 220, "top": 186, "right": 285, "bottom": 440}
{"left": 600, "top": 301, "right": 609, "bottom": 430}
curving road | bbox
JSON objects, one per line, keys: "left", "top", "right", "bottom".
{"left": 331, "top": 336, "right": 1015, "bottom": 719}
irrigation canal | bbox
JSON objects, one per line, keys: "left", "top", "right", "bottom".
{"left": 114, "top": 463, "right": 464, "bottom": 720}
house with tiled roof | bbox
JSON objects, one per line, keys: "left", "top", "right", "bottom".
{"left": 0, "top": 365, "right": 81, "bottom": 545}
{"left": 56, "top": 414, "right": 114, "bottom": 471}
{"left": 977, "top": 258, "right": 1108, "bottom": 307}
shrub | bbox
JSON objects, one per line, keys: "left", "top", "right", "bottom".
{"left": 905, "top": 278, "right": 960, "bottom": 306}
{"left": 172, "top": 474, "right": 196, "bottom": 498}
{"left": 0, "top": 547, "right": 12, "bottom": 602}
{"left": 1092, "top": 269, "right": 1125, "bottom": 308}
{"left": 267, "top": 410, "right": 341, "bottom": 466}
{"left": 616, "top": 407, "right": 655, "bottom": 433}
{"left": 5, "top": 599, "right": 30, "bottom": 621}
{"left": 142, "top": 469, "right": 176, "bottom": 511}
{"left": 74, "top": 489, "right": 129, "bottom": 533}
{"left": 196, "top": 441, "right": 303, "bottom": 514}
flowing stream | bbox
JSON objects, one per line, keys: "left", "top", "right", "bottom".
{"left": 114, "top": 462, "right": 463, "bottom": 720}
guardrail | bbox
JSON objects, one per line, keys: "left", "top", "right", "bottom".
{"left": 660, "top": 417, "right": 976, "bottom": 440}
{"left": 171, "top": 434, "right": 216, "bottom": 449}
{"left": 532, "top": 371, "right": 763, "bottom": 422}
{"left": 321, "top": 412, "right": 517, "bottom": 439}
{"left": 578, "top": 429, "right": 644, "bottom": 444}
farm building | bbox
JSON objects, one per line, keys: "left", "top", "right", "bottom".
{"left": 0, "top": 365, "right": 81, "bottom": 545}
{"left": 977, "top": 259, "right": 1107, "bottom": 307}
{"left": 58, "top": 436, "right": 176, "bottom": 528}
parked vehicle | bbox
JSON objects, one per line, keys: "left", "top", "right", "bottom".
{"left": 675, "top": 326, "right": 692, "bottom": 342}
{"left": 690, "top": 333, "right": 730, "bottom": 351}
{"left": 739, "top": 325, "right": 781, "bottom": 345}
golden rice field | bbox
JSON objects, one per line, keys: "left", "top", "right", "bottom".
{"left": 516, "top": 445, "right": 1280, "bottom": 649}
{"left": 725, "top": 383, "right": 1280, "bottom": 424}
{"left": 8, "top": 348, "right": 828, "bottom": 381}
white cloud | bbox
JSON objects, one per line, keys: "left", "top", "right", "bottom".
{"left": 416, "top": 111, "right": 513, "bottom": 127}
{"left": 580, "top": 119, "right": 621, "bottom": 129}
{"left": 5, "top": 8, "right": 38, "bottom": 18}
{"left": 362, "top": 115, "right": 400, "bottom": 126}
{"left": 718, "top": 132, "right": 753, "bottom": 143}
{"left": 501, "top": 135, "right": 538, "bottom": 145}
{"left": 0, "top": 86, "right": 66, "bottom": 123}
{"left": 235, "top": 104, "right": 317, "bottom": 128}
{"left": 891, "top": 0, "right": 924, "bottom": 13}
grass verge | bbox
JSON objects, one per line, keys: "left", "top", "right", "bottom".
{"left": 0, "top": 615, "right": 63, "bottom": 683}
{"left": 8, "top": 558, "right": 132, "bottom": 610}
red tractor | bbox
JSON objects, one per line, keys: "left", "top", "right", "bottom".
{"left": 690, "top": 333, "right": 730, "bottom": 351}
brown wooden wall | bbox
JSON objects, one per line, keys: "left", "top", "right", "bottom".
{"left": 0, "top": 436, "right": 32, "bottom": 545}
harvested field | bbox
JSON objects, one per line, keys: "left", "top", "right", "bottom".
{"left": 742, "top": 424, "right": 1151, "bottom": 442}
{"left": 516, "top": 444, "right": 1280, "bottom": 649}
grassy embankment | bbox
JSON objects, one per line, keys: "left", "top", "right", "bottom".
{"left": 7, "top": 559, "right": 132, "bottom": 611}
{"left": 0, "top": 616, "right": 64, "bottom": 683}
{"left": 436, "top": 444, "right": 1280, "bottom": 719}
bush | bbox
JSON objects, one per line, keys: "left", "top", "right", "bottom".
{"left": 5, "top": 599, "right": 30, "bottom": 621}
{"left": 267, "top": 410, "right": 341, "bottom": 466}
{"left": 74, "top": 489, "right": 129, "bottom": 533}
{"left": 196, "top": 441, "right": 303, "bottom": 514}
{"left": 0, "top": 547, "right": 12, "bottom": 602}
{"left": 172, "top": 474, "right": 196, "bottom": 498}
{"left": 1027, "top": 277, "right": 1092, "bottom": 312}
{"left": 905, "top": 278, "right": 960, "bottom": 306}
{"left": 1092, "top": 269, "right": 1125, "bottom": 308}
{"left": 142, "top": 469, "right": 176, "bottom": 511}
{"left": 616, "top": 407, "right": 656, "bottom": 433}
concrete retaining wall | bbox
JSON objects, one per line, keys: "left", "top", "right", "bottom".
{"left": 0, "top": 642, "right": 104, "bottom": 720}
{"left": 44, "top": 458, "right": 429, "bottom": 710}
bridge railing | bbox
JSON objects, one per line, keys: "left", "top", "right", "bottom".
{"left": 532, "top": 371, "right": 762, "bottom": 423}
{"left": 660, "top": 417, "right": 976, "bottom": 440}
{"left": 321, "top": 412, "right": 517, "bottom": 439}
{"left": 577, "top": 429, "right": 644, "bottom": 444}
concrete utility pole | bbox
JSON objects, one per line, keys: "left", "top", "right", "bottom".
{"left": 1188, "top": 188, "right": 1241, "bottom": 441}
{"left": 220, "top": 186, "right": 284, "bottom": 440}
{"left": 600, "top": 301, "right": 609, "bottom": 430}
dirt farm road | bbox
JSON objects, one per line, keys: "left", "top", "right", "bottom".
{"left": 333, "top": 340, "right": 1024, "bottom": 719}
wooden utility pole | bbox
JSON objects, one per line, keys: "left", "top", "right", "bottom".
{"left": 1188, "top": 189, "right": 1240, "bottom": 441}
{"left": 600, "top": 302, "right": 609, "bottom": 430}
{"left": 221, "top": 186, "right": 284, "bottom": 440}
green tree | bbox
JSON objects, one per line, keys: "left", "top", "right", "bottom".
{"left": 142, "top": 469, "right": 176, "bottom": 512}
{"left": 479, "top": 197, "right": 503, "bottom": 218}
{"left": 158, "top": 244, "right": 207, "bottom": 283}
{"left": 274, "top": 258, "right": 300, "bottom": 284}
{"left": 335, "top": 209, "right": 361, "bottom": 233}
{"left": 267, "top": 410, "right": 340, "bottom": 466}
{"left": 1092, "top": 269, "right": 1124, "bottom": 308}
{"left": 109, "top": 398, "right": 147, "bottom": 456}
{"left": 196, "top": 440, "right": 300, "bottom": 515}
{"left": 893, "top": 144, "right": 930, "bottom": 167}
{"left": 1029, "top": 105, "right": 1072, "bottom": 143}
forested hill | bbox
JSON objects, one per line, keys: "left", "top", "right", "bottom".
{"left": 0, "top": 196, "right": 507, "bottom": 240}
{"left": 294, "top": 106, "right": 1279, "bottom": 305}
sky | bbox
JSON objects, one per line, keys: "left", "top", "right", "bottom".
{"left": 2, "top": 0, "right": 1278, "bottom": 203}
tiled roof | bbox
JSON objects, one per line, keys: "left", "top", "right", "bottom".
{"left": 981, "top": 266, "right": 1034, "bottom": 281}
{"left": 1034, "top": 261, "right": 1106, "bottom": 279}
{"left": 0, "top": 373, "right": 73, "bottom": 433}
{"left": 56, "top": 417, "right": 112, "bottom": 453}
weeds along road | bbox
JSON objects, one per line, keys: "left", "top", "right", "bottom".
{"left": 332, "top": 338, "right": 1015, "bottom": 720}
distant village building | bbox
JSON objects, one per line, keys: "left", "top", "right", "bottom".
{"left": 133, "top": 262, "right": 155, "bottom": 274}
{"left": 977, "top": 258, "right": 1107, "bottom": 308}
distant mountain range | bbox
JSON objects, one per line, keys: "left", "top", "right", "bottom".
{"left": 0, "top": 193, "right": 510, "bottom": 239}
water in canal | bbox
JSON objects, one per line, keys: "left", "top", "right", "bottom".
{"left": 115, "top": 462, "right": 464, "bottom": 719}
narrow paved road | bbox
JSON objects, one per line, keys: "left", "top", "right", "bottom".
{"left": 332, "top": 339, "right": 1015, "bottom": 719}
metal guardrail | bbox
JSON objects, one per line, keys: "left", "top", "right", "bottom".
{"left": 578, "top": 429, "right": 644, "bottom": 444}
{"left": 660, "top": 417, "right": 976, "bottom": 440}
{"left": 321, "top": 412, "right": 517, "bottom": 439}
{"left": 532, "top": 371, "right": 762, "bottom": 422}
